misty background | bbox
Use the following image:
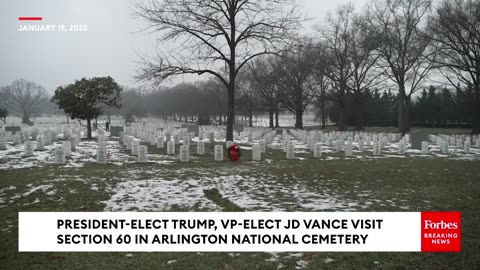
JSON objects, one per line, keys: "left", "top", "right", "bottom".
{"left": 0, "top": 0, "right": 366, "bottom": 92}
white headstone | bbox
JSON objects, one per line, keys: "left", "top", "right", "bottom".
{"left": 156, "top": 137, "right": 164, "bottom": 149}
{"left": 196, "top": 141, "right": 205, "bottom": 155}
{"left": 55, "top": 145, "right": 66, "bottom": 164}
{"left": 96, "top": 145, "right": 107, "bottom": 164}
{"left": 345, "top": 142, "right": 353, "bottom": 157}
{"left": 174, "top": 134, "right": 180, "bottom": 145}
{"left": 226, "top": 141, "right": 233, "bottom": 149}
{"left": 441, "top": 141, "right": 449, "bottom": 154}
{"left": 252, "top": 144, "right": 261, "bottom": 161}
{"left": 247, "top": 133, "right": 253, "bottom": 142}
{"left": 149, "top": 133, "right": 156, "bottom": 146}
{"left": 456, "top": 139, "right": 462, "bottom": 149}
{"left": 138, "top": 145, "right": 148, "bottom": 162}
{"left": 358, "top": 140, "right": 365, "bottom": 152}
{"left": 36, "top": 136, "right": 45, "bottom": 151}
{"left": 24, "top": 141, "right": 35, "bottom": 156}
{"left": 6, "top": 131, "right": 12, "bottom": 141}
{"left": 0, "top": 132, "right": 6, "bottom": 150}
{"left": 167, "top": 141, "right": 175, "bottom": 155}
{"left": 179, "top": 145, "right": 190, "bottom": 162}
{"left": 69, "top": 135, "right": 77, "bottom": 152}
{"left": 214, "top": 145, "right": 223, "bottom": 161}
{"left": 44, "top": 133, "right": 52, "bottom": 146}
{"left": 12, "top": 134, "right": 21, "bottom": 145}
{"left": 313, "top": 143, "right": 322, "bottom": 158}
{"left": 62, "top": 141, "right": 72, "bottom": 157}
{"left": 286, "top": 143, "right": 295, "bottom": 160}
{"left": 373, "top": 142, "right": 381, "bottom": 156}
{"left": 131, "top": 140, "right": 140, "bottom": 156}
{"left": 260, "top": 140, "right": 266, "bottom": 153}
{"left": 98, "top": 134, "right": 106, "bottom": 144}
{"left": 335, "top": 140, "right": 342, "bottom": 151}
{"left": 464, "top": 140, "right": 470, "bottom": 154}
{"left": 476, "top": 138, "right": 480, "bottom": 148}
{"left": 209, "top": 132, "right": 215, "bottom": 143}
{"left": 421, "top": 141, "right": 429, "bottom": 154}
{"left": 398, "top": 141, "right": 406, "bottom": 155}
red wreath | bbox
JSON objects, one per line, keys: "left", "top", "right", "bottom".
{"left": 227, "top": 144, "right": 241, "bottom": 161}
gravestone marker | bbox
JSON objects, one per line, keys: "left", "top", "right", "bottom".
{"left": 335, "top": 140, "right": 342, "bottom": 151}
{"left": 36, "top": 136, "right": 45, "bottom": 151}
{"left": 157, "top": 137, "right": 164, "bottom": 149}
{"left": 96, "top": 145, "right": 107, "bottom": 164}
{"left": 260, "top": 140, "right": 266, "bottom": 153}
{"left": 456, "top": 139, "right": 462, "bottom": 149}
{"left": 358, "top": 140, "right": 365, "bottom": 152}
{"left": 345, "top": 142, "right": 353, "bottom": 157}
{"left": 131, "top": 140, "right": 140, "bottom": 156}
{"left": 98, "top": 134, "right": 106, "bottom": 144}
{"left": 167, "top": 141, "right": 175, "bottom": 155}
{"left": 373, "top": 142, "right": 381, "bottom": 156}
{"left": 44, "top": 133, "right": 51, "bottom": 146}
{"left": 24, "top": 141, "right": 35, "bottom": 156}
{"left": 252, "top": 144, "right": 261, "bottom": 161}
{"left": 398, "top": 141, "right": 406, "bottom": 155}
{"left": 197, "top": 141, "right": 205, "bottom": 155}
{"left": 62, "top": 141, "right": 72, "bottom": 157}
{"left": 286, "top": 144, "right": 295, "bottom": 160}
{"left": 138, "top": 145, "right": 148, "bottom": 163}
{"left": 441, "top": 141, "right": 449, "bottom": 154}
{"left": 55, "top": 145, "right": 66, "bottom": 164}
{"left": 421, "top": 142, "right": 429, "bottom": 154}
{"left": 0, "top": 132, "right": 6, "bottom": 150}
{"left": 69, "top": 135, "right": 77, "bottom": 152}
{"left": 214, "top": 145, "right": 223, "bottom": 161}
{"left": 6, "top": 131, "right": 12, "bottom": 141}
{"left": 313, "top": 143, "right": 322, "bottom": 158}
{"left": 179, "top": 145, "right": 190, "bottom": 162}
{"left": 464, "top": 141, "right": 470, "bottom": 154}
{"left": 209, "top": 132, "right": 215, "bottom": 143}
{"left": 13, "top": 134, "right": 21, "bottom": 145}
{"left": 226, "top": 141, "right": 233, "bottom": 149}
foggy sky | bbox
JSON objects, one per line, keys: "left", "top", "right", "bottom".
{"left": 0, "top": 0, "right": 367, "bottom": 93}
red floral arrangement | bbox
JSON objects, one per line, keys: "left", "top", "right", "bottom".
{"left": 227, "top": 144, "right": 241, "bottom": 161}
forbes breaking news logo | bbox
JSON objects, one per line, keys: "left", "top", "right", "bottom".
{"left": 421, "top": 212, "right": 461, "bottom": 252}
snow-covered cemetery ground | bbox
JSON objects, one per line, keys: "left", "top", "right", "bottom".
{"left": 1, "top": 116, "right": 480, "bottom": 269}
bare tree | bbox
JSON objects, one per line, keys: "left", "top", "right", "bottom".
{"left": 311, "top": 43, "right": 332, "bottom": 129}
{"left": 248, "top": 56, "right": 282, "bottom": 128}
{"left": 318, "top": 4, "right": 356, "bottom": 131}
{"left": 430, "top": 0, "right": 480, "bottom": 132}
{"left": 276, "top": 42, "right": 317, "bottom": 129}
{"left": 366, "top": 0, "right": 437, "bottom": 135}
{"left": 135, "top": 0, "right": 302, "bottom": 140}
{"left": 236, "top": 70, "right": 258, "bottom": 127}
{"left": 4, "top": 79, "right": 48, "bottom": 125}
{"left": 347, "top": 13, "right": 382, "bottom": 129}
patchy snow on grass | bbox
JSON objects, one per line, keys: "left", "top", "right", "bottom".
{"left": 23, "top": 184, "right": 54, "bottom": 197}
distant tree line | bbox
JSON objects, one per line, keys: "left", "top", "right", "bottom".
{"left": 134, "top": 0, "right": 480, "bottom": 135}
